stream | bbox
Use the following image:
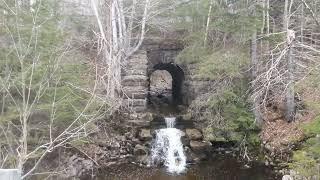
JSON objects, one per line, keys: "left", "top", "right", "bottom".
{"left": 97, "top": 156, "right": 278, "bottom": 180}
{"left": 96, "top": 116, "right": 279, "bottom": 180}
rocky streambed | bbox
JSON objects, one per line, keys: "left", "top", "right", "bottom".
{"left": 51, "top": 112, "right": 282, "bottom": 180}
{"left": 96, "top": 155, "right": 279, "bottom": 180}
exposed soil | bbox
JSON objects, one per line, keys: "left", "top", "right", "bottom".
{"left": 260, "top": 89, "right": 320, "bottom": 160}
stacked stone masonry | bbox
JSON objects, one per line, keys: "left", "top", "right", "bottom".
{"left": 121, "top": 39, "right": 211, "bottom": 112}
{"left": 122, "top": 50, "right": 149, "bottom": 112}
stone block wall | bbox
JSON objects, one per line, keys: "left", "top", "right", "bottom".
{"left": 121, "top": 50, "right": 149, "bottom": 112}
{"left": 120, "top": 39, "right": 213, "bottom": 112}
{"left": 121, "top": 40, "right": 192, "bottom": 112}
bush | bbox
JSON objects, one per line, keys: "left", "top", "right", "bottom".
{"left": 190, "top": 78, "right": 260, "bottom": 150}
{"left": 289, "top": 116, "right": 320, "bottom": 177}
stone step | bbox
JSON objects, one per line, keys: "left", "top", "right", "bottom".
{"left": 122, "top": 105, "right": 147, "bottom": 113}
{"left": 122, "top": 92, "right": 147, "bottom": 99}
{"left": 127, "top": 56, "right": 148, "bottom": 63}
{"left": 130, "top": 50, "right": 147, "bottom": 56}
{"left": 122, "top": 69, "right": 147, "bottom": 76}
{"left": 122, "top": 75, "right": 148, "bottom": 80}
{"left": 122, "top": 75, "right": 148, "bottom": 85}
{"left": 122, "top": 81, "right": 149, "bottom": 87}
{"left": 124, "top": 64, "right": 148, "bottom": 71}
{"left": 122, "top": 81, "right": 148, "bottom": 87}
{"left": 125, "top": 62, "right": 148, "bottom": 68}
{"left": 122, "top": 85, "right": 148, "bottom": 94}
{"left": 122, "top": 99, "right": 147, "bottom": 107}
{"left": 132, "top": 106, "right": 147, "bottom": 112}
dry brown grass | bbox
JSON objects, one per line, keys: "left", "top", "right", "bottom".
{"left": 260, "top": 77, "right": 320, "bottom": 157}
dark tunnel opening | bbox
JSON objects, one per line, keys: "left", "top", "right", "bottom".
{"left": 148, "top": 63, "right": 185, "bottom": 110}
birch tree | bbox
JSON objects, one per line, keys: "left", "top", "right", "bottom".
{"left": 0, "top": 1, "right": 105, "bottom": 178}
{"left": 90, "top": 0, "right": 178, "bottom": 105}
{"left": 90, "top": 0, "right": 149, "bottom": 102}
{"left": 284, "top": 0, "right": 295, "bottom": 122}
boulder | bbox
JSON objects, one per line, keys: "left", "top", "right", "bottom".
{"left": 131, "top": 138, "right": 141, "bottom": 145}
{"left": 185, "top": 147, "right": 207, "bottom": 163}
{"left": 138, "top": 129, "right": 152, "bottom": 141}
{"left": 190, "top": 152, "right": 207, "bottom": 163}
{"left": 133, "top": 144, "right": 148, "bottom": 156}
{"left": 186, "top": 129, "right": 203, "bottom": 140}
{"left": 182, "top": 113, "right": 192, "bottom": 121}
{"left": 190, "top": 141, "right": 210, "bottom": 152}
{"left": 282, "top": 175, "right": 293, "bottom": 180}
{"left": 136, "top": 155, "right": 149, "bottom": 165}
{"left": 141, "top": 113, "right": 153, "bottom": 122}
{"left": 65, "top": 155, "right": 94, "bottom": 178}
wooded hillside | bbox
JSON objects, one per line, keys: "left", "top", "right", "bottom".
{"left": 1, "top": 0, "right": 320, "bottom": 179}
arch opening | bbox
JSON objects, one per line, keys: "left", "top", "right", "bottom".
{"left": 148, "top": 63, "right": 185, "bottom": 110}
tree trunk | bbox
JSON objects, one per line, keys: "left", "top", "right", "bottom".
{"left": 284, "top": 0, "right": 295, "bottom": 122}
{"left": 251, "top": 30, "right": 263, "bottom": 126}
{"left": 286, "top": 46, "right": 295, "bottom": 122}
{"left": 204, "top": 0, "right": 213, "bottom": 46}
{"left": 251, "top": 6, "right": 262, "bottom": 126}
{"left": 266, "top": 0, "right": 270, "bottom": 51}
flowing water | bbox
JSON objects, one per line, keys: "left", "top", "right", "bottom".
{"left": 98, "top": 156, "right": 278, "bottom": 180}
{"left": 150, "top": 117, "right": 187, "bottom": 174}
{"left": 96, "top": 116, "right": 279, "bottom": 180}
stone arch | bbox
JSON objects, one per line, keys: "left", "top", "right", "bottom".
{"left": 148, "top": 63, "right": 185, "bottom": 105}
{"left": 121, "top": 40, "right": 190, "bottom": 112}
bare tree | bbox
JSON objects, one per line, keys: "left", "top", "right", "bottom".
{"left": 284, "top": 0, "right": 296, "bottom": 122}
{"left": 0, "top": 1, "right": 107, "bottom": 178}
{"left": 251, "top": 2, "right": 263, "bottom": 125}
{"left": 90, "top": 0, "right": 178, "bottom": 107}
{"left": 90, "top": 0, "right": 150, "bottom": 106}
{"left": 251, "top": 0, "right": 320, "bottom": 122}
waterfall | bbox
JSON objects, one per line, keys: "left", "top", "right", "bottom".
{"left": 151, "top": 117, "right": 187, "bottom": 174}
{"left": 165, "top": 117, "right": 176, "bottom": 128}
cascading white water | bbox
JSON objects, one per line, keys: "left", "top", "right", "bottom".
{"left": 151, "top": 117, "right": 187, "bottom": 173}
{"left": 165, "top": 117, "right": 176, "bottom": 128}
